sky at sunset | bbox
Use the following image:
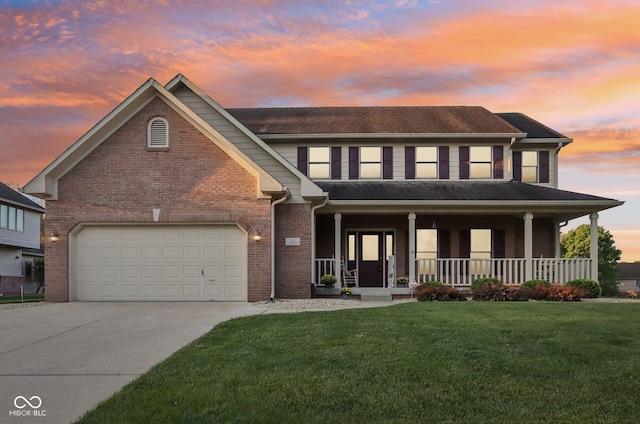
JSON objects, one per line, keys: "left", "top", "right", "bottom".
{"left": 1, "top": 0, "right": 639, "bottom": 261}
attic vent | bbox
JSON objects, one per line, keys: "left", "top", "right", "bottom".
{"left": 147, "top": 117, "right": 168, "bottom": 148}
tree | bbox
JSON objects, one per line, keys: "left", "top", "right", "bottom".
{"left": 560, "top": 225, "right": 621, "bottom": 297}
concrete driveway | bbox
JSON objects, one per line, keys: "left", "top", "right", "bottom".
{"left": 0, "top": 302, "right": 267, "bottom": 423}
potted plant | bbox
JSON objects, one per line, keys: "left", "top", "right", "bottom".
{"left": 339, "top": 286, "right": 352, "bottom": 299}
{"left": 320, "top": 274, "right": 337, "bottom": 288}
{"left": 396, "top": 276, "right": 408, "bottom": 287}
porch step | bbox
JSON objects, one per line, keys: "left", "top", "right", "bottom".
{"left": 360, "top": 289, "right": 392, "bottom": 302}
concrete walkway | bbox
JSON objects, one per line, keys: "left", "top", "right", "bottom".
{"left": 0, "top": 302, "right": 267, "bottom": 423}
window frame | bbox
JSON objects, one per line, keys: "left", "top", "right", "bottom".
{"left": 469, "top": 146, "right": 493, "bottom": 179}
{"left": 308, "top": 146, "right": 331, "bottom": 179}
{"left": 415, "top": 146, "right": 438, "bottom": 179}
{"left": 0, "top": 204, "right": 25, "bottom": 232}
{"left": 521, "top": 151, "right": 539, "bottom": 183}
{"left": 359, "top": 147, "right": 382, "bottom": 179}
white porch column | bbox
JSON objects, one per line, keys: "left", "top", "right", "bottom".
{"left": 408, "top": 212, "right": 416, "bottom": 282}
{"left": 590, "top": 212, "right": 599, "bottom": 281}
{"left": 334, "top": 212, "right": 342, "bottom": 286}
{"left": 524, "top": 212, "right": 533, "bottom": 281}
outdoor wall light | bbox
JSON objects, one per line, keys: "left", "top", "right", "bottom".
{"left": 50, "top": 231, "right": 60, "bottom": 242}
{"left": 254, "top": 231, "right": 262, "bottom": 241}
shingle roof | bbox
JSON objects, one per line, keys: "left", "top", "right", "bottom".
{"left": 618, "top": 262, "right": 640, "bottom": 279}
{"left": 495, "top": 113, "right": 567, "bottom": 139}
{"left": 0, "top": 182, "right": 45, "bottom": 212}
{"left": 228, "top": 106, "right": 523, "bottom": 136}
{"left": 316, "top": 180, "right": 617, "bottom": 202}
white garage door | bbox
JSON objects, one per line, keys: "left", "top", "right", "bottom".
{"left": 75, "top": 225, "right": 247, "bottom": 301}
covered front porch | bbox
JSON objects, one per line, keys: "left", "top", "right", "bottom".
{"left": 310, "top": 180, "right": 622, "bottom": 295}
{"left": 312, "top": 211, "right": 599, "bottom": 292}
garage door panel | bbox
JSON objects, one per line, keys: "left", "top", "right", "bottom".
{"left": 119, "top": 285, "right": 139, "bottom": 297}
{"left": 75, "top": 225, "right": 247, "bottom": 301}
{"left": 141, "top": 246, "right": 160, "bottom": 260}
{"left": 225, "top": 246, "right": 243, "bottom": 260}
{"left": 162, "top": 246, "right": 181, "bottom": 259}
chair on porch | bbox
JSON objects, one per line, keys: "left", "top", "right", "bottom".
{"left": 341, "top": 258, "right": 358, "bottom": 287}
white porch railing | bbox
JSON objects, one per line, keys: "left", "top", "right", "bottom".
{"left": 315, "top": 258, "right": 336, "bottom": 285}
{"left": 415, "top": 258, "right": 592, "bottom": 286}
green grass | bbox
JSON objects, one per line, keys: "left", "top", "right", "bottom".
{"left": 76, "top": 303, "right": 640, "bottom": 423}
{"left": 0, "top": 294, "right": 44, "bottom": 304}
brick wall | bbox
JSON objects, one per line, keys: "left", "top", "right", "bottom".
{"left": 45, "top": 97, "right": 273, "bottom": 302}
{"left": 0, "top": 276, "right": 25, "bottom": 296}
{"left": 274, "top": 203, "right": 312, "bottom": 298}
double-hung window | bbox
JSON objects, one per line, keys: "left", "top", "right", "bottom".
{"left": 416, "top": 147, "right": 438, "bottom": 179}
{"left": 470, "top": 229, "right": 491, "bottom": 273}
{"left": 521, "top": 151, "right": 538, "bottom": 183}
{"left": 360, "top": 147, "right": 382, "bottom": 179}
{"left": 470, "top": 146, "right": 492, "bottom": 179}
{"left": 308, "top": 147, "right": 331, "bottom": 179}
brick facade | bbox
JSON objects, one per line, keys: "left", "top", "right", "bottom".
{"left": 0, "top": 276, "right": 25, "bottom": 296}
{"left": 45, "top": 97, "right": 275, "bottom": 302}
{"left": 274, "top": 203, "right": 312, "bottom": 298}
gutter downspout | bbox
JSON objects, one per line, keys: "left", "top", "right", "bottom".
{"left": 310, "top": 196, "right": 328, "bottom": 286}
{"left": 554, "top": 142, "right": 564, "bottom": 187}
{"left": 270, "top": 188, "right": 290, "bottom": 302}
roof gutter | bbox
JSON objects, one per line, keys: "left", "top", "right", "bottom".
{"left": 270, "top": 189, "right": 290, "bottom": 301}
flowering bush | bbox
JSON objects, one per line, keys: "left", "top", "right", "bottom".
{"left": 415, "top": 285, "right": 467, "bottom": 301}
{"left": 396, "top": 276, "right": 408, "bottom": 287}
{"left": 339, "top": 287, "right": 352, "bottom": 296}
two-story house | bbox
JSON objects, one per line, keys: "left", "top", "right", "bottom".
{"left": 0, "top": 182, "right": 45, "bottom": 295}
{"left": 24, "top": 74, "right": 622, "bottom": 302}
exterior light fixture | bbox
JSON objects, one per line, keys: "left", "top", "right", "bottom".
{"left": 50, "top": 231, "right": 60, "bottom": 242}
{"left": 254, "top": 231, "right": 262, "bottom": 241}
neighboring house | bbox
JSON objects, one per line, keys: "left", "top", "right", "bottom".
{"left": 618, "top": 262, "right": 640, "bottom": 293}
{"left": 0, "top": 182, "right": 45, "bottom": 295}
{"left": 24, "top": 74, "right": 623, "bottom": 302}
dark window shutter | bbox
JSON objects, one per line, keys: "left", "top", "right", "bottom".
{"left": 459, "top": 146, "right": 470, "bottom": 179}
{"left": 513, "top": 151, "right": 522, "bottom": 182}
{"left": 405, "top": 146, "right": 415, "bottom": 179}
{"left": 459, "top": 230, "right": 471, "bottom": 258}
{"left": 539, "top": 151, "right": 550, "bottom": 183}
{"left": 493, "top": 230, "right": 505, "bottom": 258}
{"left": 439, "top": 146, "right": 449, "bottom": 179}
{"left": 297, "top": 146, "right": 308, "bottom": 175}
{"left": 349, "top": 146, "right": 359, "bottom": 180}
{"left": 331, "top": 146, "right": 341, "bottom": 180}
{"left": 439, "top": 230, "right": 451, "bottom": 258}
{"left": 383, "top": 146, "right": 393, "bottom": 179}
{"left": 493, "top": 145, "right": 504, "bottom": 179}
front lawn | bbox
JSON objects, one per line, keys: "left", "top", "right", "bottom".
{"left": 77, "top": 302, "right": 640, "bottom": 423}
{"left": 0, "top": 294, "right": 44, "bottom": 304}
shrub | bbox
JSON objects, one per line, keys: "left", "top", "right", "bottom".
{"left": 415, "top": 285, "right": 467, "bottom": 301}
{"left": 521, "top": 279, "right": 551, "bottom": 291}
{"left": 472, "top": 283, "right": 527, "bottom": 301}
{"left": 531, "top": 284, "right": 588, "bottom": 301}
{"left": 320, "top": 274, "right": 337, "bottom": 287}
{"left": 421, "top": 280, "right": 444, "bottom": 287}
{"left": 566, "top": 279, "right": 601, "bottom": 298}
{"left": 471, "top": 278, "right": 502, "bottom": 295}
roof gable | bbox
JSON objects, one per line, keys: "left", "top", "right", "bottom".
{"left": 24, "top": 77, "right": 286, "bottom": 199}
